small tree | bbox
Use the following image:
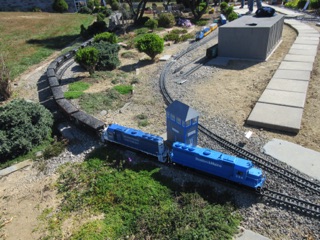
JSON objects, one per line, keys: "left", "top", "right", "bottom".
{"left": 144, "top": 19, "right": 158, "bottom": 31}
{"left": 75, "top": 47, "right": 99, "bottom": 75}
{"left": 136, "top": 33, "right": 164, "bottom": 61}
{"left": 52, "top": 0, "right": 69, "bottom": 13}
{"left": 93, "top": 42, "right": 121, "bottom": 71}
{"left": 0, "top": 55, "right": 12, "bottom": 101}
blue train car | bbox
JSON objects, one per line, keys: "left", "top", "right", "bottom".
{"left": 101, "top": 124, "right": 167, "bottom": 162}
{"left": 170, "top": 142, "right": 265, "bottom": 190}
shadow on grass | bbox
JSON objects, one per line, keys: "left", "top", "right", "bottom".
{"left": 27, "top": 34, "right": 81, "bottom": 50}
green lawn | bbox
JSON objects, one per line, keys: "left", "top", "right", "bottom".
{"left": 0, "top": 12, "right": 95, "bottom": 79}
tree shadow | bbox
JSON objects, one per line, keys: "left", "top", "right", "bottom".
{"left": 27, "top": 34, "right": 80, "bottom": 50}
{"left": 119, "top": 59, "right": 155, "bottom": 73}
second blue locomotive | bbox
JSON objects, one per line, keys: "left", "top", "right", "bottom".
{"left": 101, "top": 123, "right": 266, "bottom": 191}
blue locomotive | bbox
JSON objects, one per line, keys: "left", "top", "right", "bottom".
{"left": 101, "top": 123, "right": 168, "bottom": 163}
{"left": 171, "top": 142, "right": 265, "bottom": 191}
{"left": 101, "top": 124, "right": 266, "bottom": 191}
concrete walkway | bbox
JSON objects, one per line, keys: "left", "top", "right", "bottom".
{"left": 233, "top": 5, "right": 320, "bottom": 133}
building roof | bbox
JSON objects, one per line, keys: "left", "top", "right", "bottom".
{"left": 166, "top": 100, "right": 199, "bottom": 121}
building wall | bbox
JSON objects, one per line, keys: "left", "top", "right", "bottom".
{"left": 0, "top": 0, "right": 77, "bottom": 12}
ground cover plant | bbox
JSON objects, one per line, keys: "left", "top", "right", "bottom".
{"left": 64, "top": 81, "right": 91, "bottom": 99}
{"left": 39, "top": 147, "right": 241, "bottom": 239}
{"left": 0, "top": 12, "right": 95, "bottom": 79}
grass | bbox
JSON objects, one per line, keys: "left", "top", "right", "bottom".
{"left": 79, "top": 89, "right": 125, "bottom": 114}
{"left": 113, "top": 84, "right": 133, "bottom": 94}
{"left": 39, "top": 147, "right": 241, "bottom": 239}
{"left": 0, "top": 12, "right": 95, "bottom": 79}
{"left": 64, "top": 81, "right": 91, "bottom": 99}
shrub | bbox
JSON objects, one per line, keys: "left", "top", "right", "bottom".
{"left": 0, "top": 99, "right": 53, "bottom": 162}
{"left": 87, "top": 0, "right": 100, "bottom": 10}
{"left": 80, "top": 21, "right": 108, "bottom": 40}
{"left": 310, "top": 0, "right": 320, "bottom": 9}
{"left": 136, "top": 33, "right": 164, "bottom": 60}
{"left": 0, "top": 55, "right": 12, "bottom": 101}
{"left": 144, "top": 19, "right": 158, "bottom": 30}
{"left": 220, "top": 2, "right": 228, "bottom": 14}
{"left": 75, "top": 47, "right": 99, "bottom": 75}
{"left": 225, "top": 6, "right": 234, "bottom": 17}
{"left": 97, "top": 12, "right": 105, "bottom": 22}
{"left": 52, "top": 0, "right": 68, "bottom": 13}
{"left": 78, "top": 6, "right": 92, "bottom": 14}
{"left": 94, "top": 32, "right": 118, "bottom": 44}
{"left": 92, "top": 41, "right": 121, "bottom": 71}
{"left": 111, "top": 0, "right": 120, "bottom": 11}
{"left": 227, "top": 12, "right": 238, "bottom": 22}
{"left": 193, "top": 19, "right": 208, "bottom": 26}
{"left": 164, "top": 33, "right": 180, "bottom": 43}
{"left": 158, "top": 13, "right": 176, "bottom": 28}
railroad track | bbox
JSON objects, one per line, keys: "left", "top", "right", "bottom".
{"left": 158, "top": 30, "right": 320, "bottom": 217}
{"left": 262, "top": 188, "right": 320, "bottom": 218}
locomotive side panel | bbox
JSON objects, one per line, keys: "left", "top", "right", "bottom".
{"left": 171, "top": 142, "right": 234, "bottom": 179}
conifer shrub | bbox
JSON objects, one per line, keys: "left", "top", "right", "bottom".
{"left": 52, "top": 0, "right": 69, "bottom": 13}
{"left": 75, "top": 47, "right": 99, "bottom": 75}
{"left": 92, "top": 42, "right": 120, "bottom": 71}
{"left": 0, "top": 99, "right": 53, "bottom": 162}
{"left": 136, "top": 33, "right": 164, "bottom": 60}
{"left": 80, "top": 21, "right": 108, "bottom": 40}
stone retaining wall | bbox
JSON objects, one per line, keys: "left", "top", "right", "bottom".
{"left": 0, "top": 0, "right": 77, "bottom": 12}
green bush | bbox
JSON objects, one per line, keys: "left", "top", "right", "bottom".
{"left": 80, "top": 21, "right": 108, "bottom": 40}
{"left": 144, "top": 19, "right": 158, "bottom": 30}
{"left": 225, "top": 6, "right": 234, "bottom": 17}
{"left": 97, "top": 12, "right": 105, "bottom": 22}
{"left": 94, "top": 32, "right": 118, "bottom": 44}
{"left": 111, "top": 0, "right": 120, "bottom": 11}
{"left": 193, "top": 19, "right": 208, "bottom": 26}
{"left": 136, "top": 33, "right": 164, "bottom": 60}
{"left": 0, "top": 99, "right": 53, "bottom": 162}
{"left": 92, "top": 41, "right": 121, "bottom": 71}
{"left": 164, "top": 32, "right": 180, "bottom": 43}
{"left": 52, "top": 0, "right": 68, "bottom": 13}
{"left": 310, "top": 0, "right": 320, "bottom": 9}
{"left": 158, "top": 13, "right": 176, "bottom": 28}
{"left": 78, "top": 6, "right": 92, "bottom": 14}
{"left": 220, "top": 2, "right": 228, "bottom": 14}
{"left": 87, "top": 0, "right": 100, "bottom": 10}
{"left": 227, "top": 12, "right": 238, "bottom": 21}
{"left": 75, "top": 47, "right": 99, "bottom": 75}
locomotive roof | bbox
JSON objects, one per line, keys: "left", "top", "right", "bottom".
{"left": 166, "top": 100, "right": 199, "bottom": 121}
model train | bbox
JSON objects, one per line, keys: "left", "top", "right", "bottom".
{"left": 101, "top": 123, "right": 266, "bottom": 191}
{"left": 195, "top": 23, "right": 218, "bottom": 41}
